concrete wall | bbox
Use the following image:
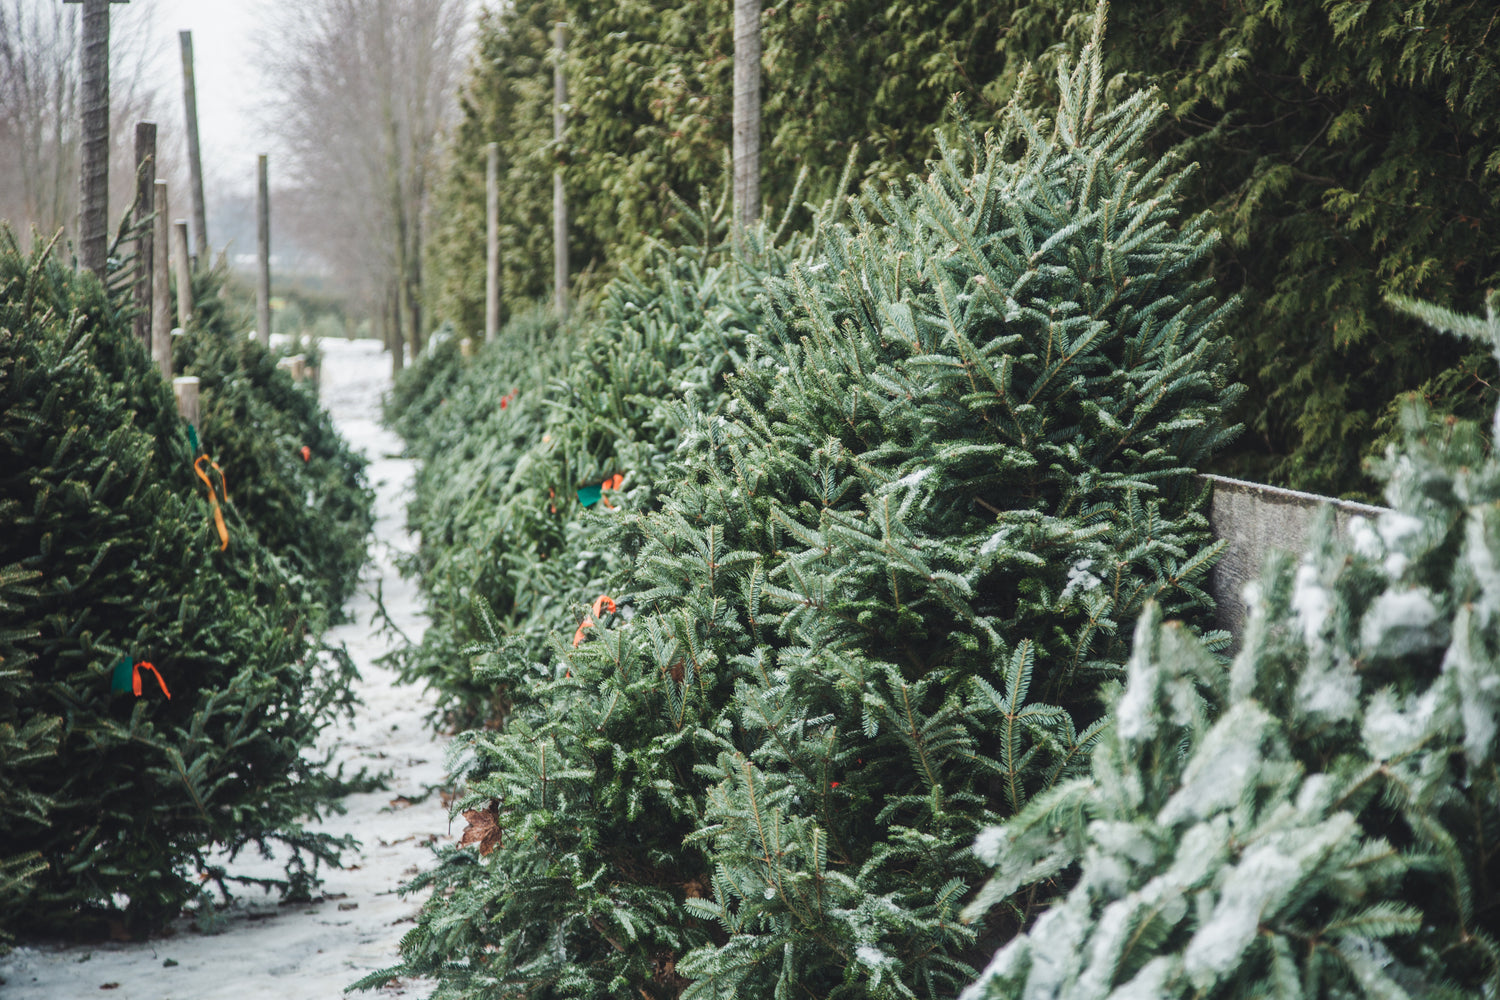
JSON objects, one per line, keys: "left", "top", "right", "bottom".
{"left": 1202, "top": 474, "right": 1387, "bottom": 638}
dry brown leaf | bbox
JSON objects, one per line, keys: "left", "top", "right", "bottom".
{"left": 459, "top": 800, "right": 502, "bottom": 856}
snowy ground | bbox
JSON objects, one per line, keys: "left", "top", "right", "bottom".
{"left": 0, "top": 339, "right": 446, "bottom": 999}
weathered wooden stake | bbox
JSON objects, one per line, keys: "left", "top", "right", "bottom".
{"left": 151, "top": 181, "right": 172, "bottom": 379}
{"left": 71, "top": 0, "right": 130, "bottom": 277}
{"left": 173, "top": 220, "right": 193, "bottom": 330}
{"left": 733, "top": 0, "right": 762, "bottom": 242}
{"left": 256, "top": 154, "right": 272, "bottom": 345}
{"left": 173, "top": 376, "right": 200, "bottom": 425}
{"left": 132, "top": 121, "right": 156, "bottom": 349}
{"left": 552, "top": 22, "right": 568, "bottom": 319}
{"left": 486, "top": 141, "right": 500, "bottom": 340}
{"left": 179, "top": 31, "right": 209, "bottom": 261}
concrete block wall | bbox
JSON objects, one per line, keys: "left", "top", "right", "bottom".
{"left": 1202, "top": 474, "right": 1387, "bottom": 638}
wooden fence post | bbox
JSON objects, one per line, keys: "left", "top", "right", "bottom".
{"left": 69, "top": 0, "right": 129, "bottom": 278}
{"left": 256, "top": 154, "right": 272, "bottom": 346}
{"left": 179, "top": 31, "right": 209, "bottom": 262}
{"left": 152, "top": 181, "right": 172, "bottom": 379}
{"left": 132, "top": 121, "right": 155, "bottom": 349}
{"left": 486, "top": 141, "right": 500, "bottom": 340}
{"left": 732, "top": 0, "right": 762, "bottom": 242}
{"left": 173, "top": 220, "right": 194, "bottom": 330}
{"left": 173, "top": 376, "right": 200, "bottom": 425}
{"left": 552, "top": 22, "right": 568, "bottom": 319}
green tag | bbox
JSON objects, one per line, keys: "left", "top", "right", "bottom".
{"left": 111, "top": 658, "right": 133, "bottom": 694}
{"left": 577, "top": 484, "right": 601, "bottom": 507}
{"left": 187, "top": 424, "right": 199, "bottom": 455}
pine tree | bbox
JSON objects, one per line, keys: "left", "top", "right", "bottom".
{"left": 961, "top": 289, "right": 1500, "bottom": 998}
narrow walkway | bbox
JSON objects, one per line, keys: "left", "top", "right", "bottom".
{"left": 0, "top": 339, "right": 445, "bottom": 999}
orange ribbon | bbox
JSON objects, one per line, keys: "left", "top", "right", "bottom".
{"left": 600, "top": 473, "right": 624, "bottom": 510}
{"left": 300, "top": 445, "right": 311, "bottom": 462}
{"left": 194, "top": 455, "right": 230, "bottom": 550}
{"left": 572, "top": 595, "right": 617, "bottom": 647}
{"left": 133, "top": 661, "right": 171, "bottom": 699}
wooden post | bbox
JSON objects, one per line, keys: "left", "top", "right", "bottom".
{"left": 732, "top": 0, "right": 762, "bottom": 241}
{"left": 552, "top": 22, "right": 568, "bottom": 319}
{"left": 70, "top": 0, "right": 131, "bottom": 278}
{"left": 173, "top": 220, "right": 193, "bottom": 330}
{"left": 179, "top": 31, "right": 209, "bottom": 262}
{"left": 151, "top": 181, "right": 172, "bottom": 379}
{"left": 486, "top": 141, "right": 500, "bottom": 340}
{"left": 172, "top": 376, "right": 200, "bottom": 425}
{"left": 256, "top": 154, "right": 271, "bottom": 346}
{"left": 132, "top": 121, "right": 155, "bottom": 349}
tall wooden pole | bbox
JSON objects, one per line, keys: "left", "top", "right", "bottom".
{"left": 179, "top": 31, "right": 209, "bottom": 262}
{"left": 151, "top": 181, "right": 172, "bottom": 379}
{"left": 132, "top": 121, "right": 156, "bottom": 349}
{"left": 486, "top": 141, "right": 500, "bottom": 340}
{"left": 76, "top": 0, "right": 114, "bottom": 278}
{"left": 552, "top": 22, "right": 568, "bottom": 319}
{"left": 173, "top": 220, "right": 194, "bottom": 330}
{"left": 732, "top": 0, "right": 762, "bottom": 242}
{"left": 256, "top": 154, "right": 271, "bottom": 346}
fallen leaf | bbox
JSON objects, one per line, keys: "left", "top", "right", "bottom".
{"left": 459, "top": 800, "right": 502, "bottom": 856}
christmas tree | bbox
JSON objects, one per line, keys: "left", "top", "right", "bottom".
{"left": 961, "top": 288, "right": 1500, "bottom": 998}
{"left": 371, "top": 11, "right": 1242, "bottom": 996}
{"left": 0, "top": 230, "right": 368, "bottom": 939}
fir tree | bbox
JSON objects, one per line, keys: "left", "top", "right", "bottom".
{"left": 961, "top": 288, "right": 1500, "bottom": 999}
{"left": 373, "top": 15, "right": 1240, "bottom": 997}
{"left": 0, "top": 230, "right": 368, "bottom": 938}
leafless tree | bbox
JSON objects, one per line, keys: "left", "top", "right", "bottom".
{"left": 257, "top": 0, "right": 470, "bottom": 370}
{"left": 0, "top": 0, "right": 168, "bottom": 255}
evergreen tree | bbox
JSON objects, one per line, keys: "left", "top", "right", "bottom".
{"left": 0, "top": 230, "right": 367, "bottom": 938}
{"left": 371, "top": 18, "right": 1240, "bottom": 997}
{"left": 961, "top": 289, "right": 1500, "bottom": 998}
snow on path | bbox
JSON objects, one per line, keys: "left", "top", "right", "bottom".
{"left": 1, "top": 339, "right": 447, "bottom": 999}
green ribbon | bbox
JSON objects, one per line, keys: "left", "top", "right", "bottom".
{"left": 187, "top": 423, "right": 199, "bottom": 456}
{"left": 110, "top": 658, "right": 133, "bottom": 694}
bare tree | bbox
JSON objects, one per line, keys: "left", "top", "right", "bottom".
{"left": 258, "top": 0, "right": 469, "bottom": 370}
{"left": 0, "top": 0, "right": 167, "bottom": 253}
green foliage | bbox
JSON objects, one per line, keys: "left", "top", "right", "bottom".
{"left": 376, "top": 29, "right": 1239, "bottom": 999}
{"left": 962, "top": 289, "right": 1500, "bottom": 998}
{"left": 0, "top": 230, "right": 366, "bottom": 941}
{"left": 426, "top": 0, "right": 1498, "bottom": 499}
{"left": 172, "top": 278, "right": 374, "bottom": 618}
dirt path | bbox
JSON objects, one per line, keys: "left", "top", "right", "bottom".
{"left": 0, "top": 339, "right": 445, "bottom": 1000}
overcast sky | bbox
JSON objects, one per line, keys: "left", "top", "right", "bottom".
{"left": 140, "top": 0, "right": 269, "bottom": 194}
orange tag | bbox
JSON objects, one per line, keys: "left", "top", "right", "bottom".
{"left": 133, "top": 661, "right": 171, "bottom": 699}
{"left": 300, "top": 445, "right": 311, "bottom": 462}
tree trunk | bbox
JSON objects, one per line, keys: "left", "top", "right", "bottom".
{"left": 732, "top": 0, "right": 762, "bottom": 242}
